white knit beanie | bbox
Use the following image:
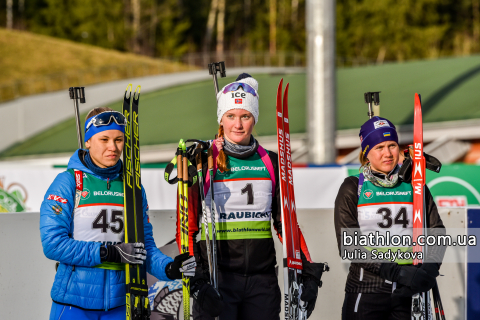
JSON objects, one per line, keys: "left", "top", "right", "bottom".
{"left": 217, "top": 74, "right": 259, "bottom": 124}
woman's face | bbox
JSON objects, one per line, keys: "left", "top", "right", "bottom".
{"left": 85, "top": 130, "right": 124, "bottom": 168}
{"left": 221, "top": 109, "right": 255, "bottom": 145}
{"left": 367, "top": 141, "right": 400, "bottom": 174}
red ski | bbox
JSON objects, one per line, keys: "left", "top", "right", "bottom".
{"left": 276, "top": 80, "right": 304, "bottom": 320}
{"left": 411, "top": 93, "right": 431, "bottom": 320}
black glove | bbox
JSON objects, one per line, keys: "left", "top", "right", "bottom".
{"left": 191, "top": 279, "right": 224, "bottom": 317}
{"left": 379, "top": 263, "right": 439, "bottom": 296}
{"left": 300, "top": 262, "right": 329, "bottom": 319}
{"left": 165, "top": 252, "right": 196, "bottom": 280}
{"left": 100, "top": 243, "right": 146, "bottom": 264}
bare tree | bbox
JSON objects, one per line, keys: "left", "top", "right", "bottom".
{"left": 474, "top": 0, "right": 480, "bottom": 50}
{"left": 132, "top": 0, "right": 141, "bottom": 54}
{"left": 204, "top": 0, "right": 218, "bottom": 53}
{"left": 6, "top": 0, "right": 13, "bottom": 29}
{"left": 150, "top": 0, "right": 158, "bottom": 56}
{"left": 216, "top": 0, "right": 225, "bottom": 56}
{"left": 291, "top": 0, "right": 299, "bottom": 30}
{"left": 269, "top": 0, "right": 277, "bottom": 55}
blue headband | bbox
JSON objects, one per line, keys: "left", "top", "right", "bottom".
{"left": 359, "top": 116, "right": 398, "bottom": 157}
{"left": 84, "top": 115, "right": 125, "bottom": 143}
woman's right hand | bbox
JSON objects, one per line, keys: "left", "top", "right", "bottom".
{"left": 215, "top": 137, "right": 224, "bottom": 151}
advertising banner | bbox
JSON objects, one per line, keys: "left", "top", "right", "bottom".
{"left": 0, "top": 164, "right": 477, "bottom": 212}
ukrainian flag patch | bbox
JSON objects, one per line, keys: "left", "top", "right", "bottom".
{"left": 383, "top": 132, "right": 391, "bottom": 137}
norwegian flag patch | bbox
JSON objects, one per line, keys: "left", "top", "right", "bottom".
{"left": 47, "top": 194, "right": 68, "bottom": 204}
{"left": 235, "top": 99, "right": 242, "bottom": 104}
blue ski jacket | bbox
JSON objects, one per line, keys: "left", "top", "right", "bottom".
{"left": 40, "top": 150, "right": 173, "bottom": 310}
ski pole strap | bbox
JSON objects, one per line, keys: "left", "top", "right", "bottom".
{"left": 164, "top": 148, "right": 181, "bottom": 185}
{"left": 164, "top": 148, "right": 198, "bottom": 186}
{"left": 357, "top": 173, "right": 365, "bottom": 199}
{"left": 204, "top": 140, "right": 276, "bottom": 195}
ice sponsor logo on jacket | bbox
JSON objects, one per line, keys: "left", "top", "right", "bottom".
{"left": 219, "top": 211, "right": 272, "bottom": 220}
{"left": 376, "top": 191, "right": 412, "bottom": 196}
{"left": 93, "top": 191, "right": 125, "bottom": 197}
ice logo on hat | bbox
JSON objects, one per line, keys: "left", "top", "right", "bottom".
{"left": 374, "top": 120, "right": 390, "bottom": 129}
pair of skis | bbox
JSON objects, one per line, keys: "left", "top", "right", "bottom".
{"left": 412, "top": 93, "right": 445, "bottom": 320}
{"left": 276, "top": 79, "right": 306, "bottom": 320}
{"left": 122, "top": 84, "right": 151, "bottom": 319}
{"left": 176, "top": 139, "right": 191, "bottom": 319}
{"left": 195, "top": 147, "right": 219, "bottom": 292}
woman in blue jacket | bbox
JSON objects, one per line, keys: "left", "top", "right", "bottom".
{"left": 41, "top": 107, "right": 193, "bottom": 320}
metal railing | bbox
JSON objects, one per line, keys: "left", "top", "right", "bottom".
{"left": 0, "top": 51, "right": 382, "bottom": 103}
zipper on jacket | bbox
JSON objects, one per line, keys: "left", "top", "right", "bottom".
{"left": 107, "top": 178, "right": 110, "bottom": 190}
{"left": 244, "top": 239, "right": 249, "bottom": 275}
{"left": 104, "top": 269, "right": 109, "bottom": 311}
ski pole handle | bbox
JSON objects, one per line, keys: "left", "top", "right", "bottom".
{"left": 208, "top": 62, "right": 226, "bottom": 96}
{"left": 364, "top": 91, "right": 380, "bottom": 119}
{"left": 207, "top": 148, "right": 214, "bottom": 170}
{"left": 177, "top": 148, "right": 183, "bottom": 181}
{"left": 196, "top": 150, "right": 203, "bottom": 172}
{"left": 69, "top": 87, "right": 86, "bottom": 149}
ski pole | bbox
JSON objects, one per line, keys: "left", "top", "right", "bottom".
{"left": 196, "top": 148, "right": 214, "bottom": 285}
{"left": 69, "top": 87, "right": 86, "bottom": 149}
{"left": 363, "top": 91, "right": 380, "bottom": 119}
{"left": 207, "top": 147, "right": 218, "bottom": 290}
{"left": 432, "top": 282, "right": 446, "bottom": 320}
{"left": 208, "top": 61, "right": 226, "bottom": 96}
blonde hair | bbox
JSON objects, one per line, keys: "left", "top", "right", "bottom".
{"left": 85, "top": 107, "right": 114, "bottom": 121}
{"left": 359, "top": 150, "right": 369, "bottom": 166}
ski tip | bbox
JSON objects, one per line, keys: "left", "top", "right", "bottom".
{"left": 134, "top": 85, "right": 141, "bottom": 99}
{"left": 125, "top": 83, "right": 133, "bottom": 98}
{"left": 414, "top": 93, "right": 422, "bottom": 106}
{"left": 278, "top": 78, "right": 283, "bottom": 89}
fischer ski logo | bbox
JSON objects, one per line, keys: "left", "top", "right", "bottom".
{"left": 47, "top": 194, "right": 68, "bottom": 204}
{"left": 363, "top": 189, "right": 374, "bottom": 199}
{"left": 235, "top": 99, "right": 242, "bottom": 104}
{"left": 81, "top": 189, "right": 90, "bottom": 199}
{"left": 374, "top": 120, "right": 390, "bottom": 129}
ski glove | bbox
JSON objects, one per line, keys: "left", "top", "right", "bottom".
{"left": 300, "top": 262, "right": 329, "bottom": 319}
{"left": 379, "top": 263, "right": 439, "bottom": 296}
{"left": 192, "top": 279, "right": 224, "bottom": 317}
{"left": 165, "top": 252, "right": 196, "bottom": 280}
{"left": 100, "top": 243, "right": 147, "bottom": 264}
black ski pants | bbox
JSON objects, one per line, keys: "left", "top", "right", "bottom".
{"left": 342, "top": 292, "right": 412, "bottom": 320}
{"left": 193, "top": 271, "right": 281, "bottom": 320}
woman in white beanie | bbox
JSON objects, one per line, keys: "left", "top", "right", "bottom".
{"left": 188, "top": 73, "right": 327, "bottom": 320}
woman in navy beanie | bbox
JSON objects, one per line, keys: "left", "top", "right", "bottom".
{"left": 333, "top": 116, "right": 446, "bottom": 319}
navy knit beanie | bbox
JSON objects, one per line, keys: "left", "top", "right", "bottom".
{"left": 359, "top": 116, "right": 398, "bottom": 157}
